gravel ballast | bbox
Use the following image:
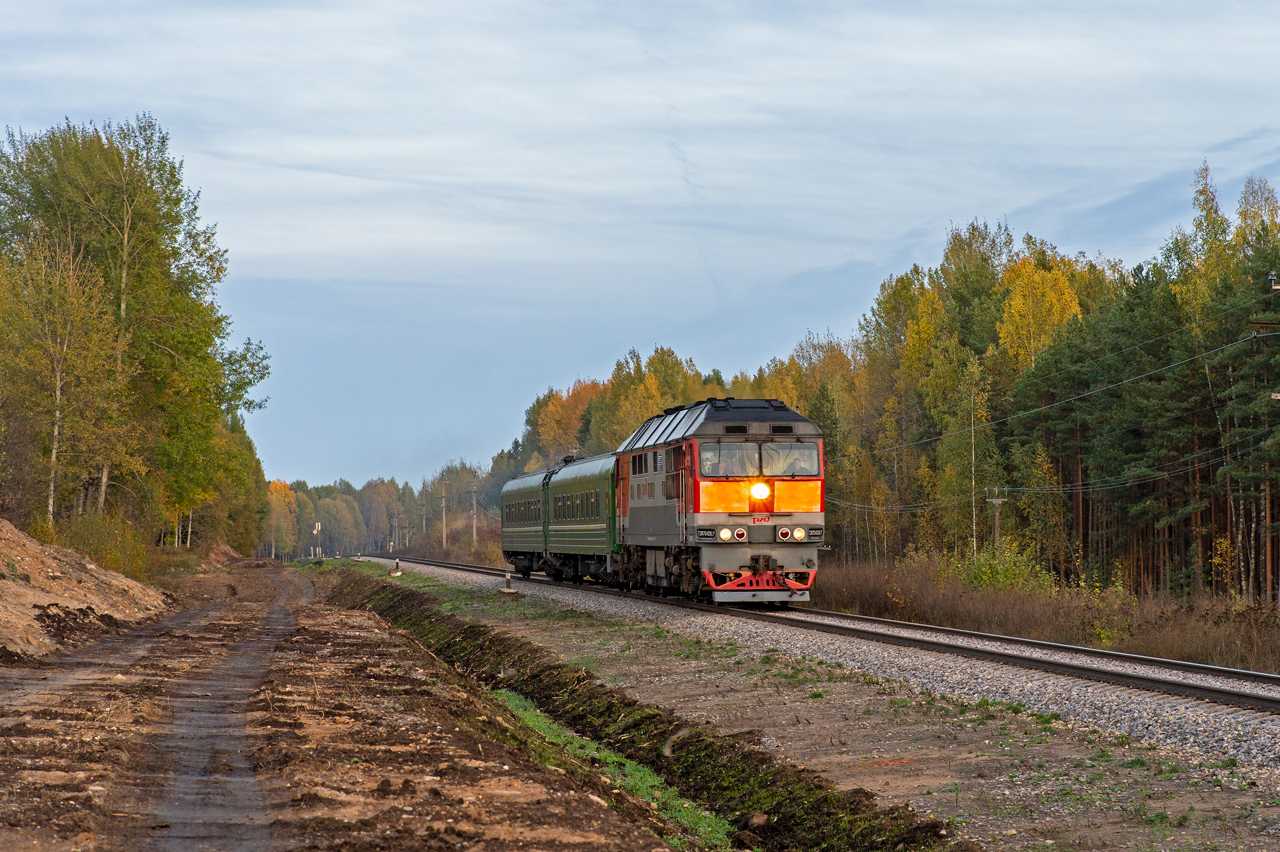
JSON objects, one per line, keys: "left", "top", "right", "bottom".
{"left": 364, "top": 559, "right": 1280, "bottom": 773}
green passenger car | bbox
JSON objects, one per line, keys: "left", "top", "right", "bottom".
{"left": 500, "top": 453, "right": 618, "bottom": 577}
{"left": 499, "top": 470, "right": 545, "bottom": 557}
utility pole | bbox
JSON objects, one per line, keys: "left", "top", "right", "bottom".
{"left": 440, "top": 491, "right": 447, "bottom": 550}
{"left": 1256, "top": 272, "right": 1279, "bottom": 603}
{"left": 986, "top": 490, "right": 1008, "bottom": 545}
{"left": 1270, "top": 272, "right": 1279, "bottom": 605}
{"left": 427, "top": 478, "right": 437, "bottom": 537}
{"left": 469, "top": 481, "right": 478, "bottom": 547}
{"left": 970, "top": 381, "right": 977, "bottom": 561}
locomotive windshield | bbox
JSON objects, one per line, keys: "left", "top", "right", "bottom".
{"left": 699, "top": 442, "right": 821, "bottom": 477}
{"left": 698, "top": 442, "right": 760, "bottom": 477}
{"left": 761, "top": 442, "right": 820, "bottom": 476}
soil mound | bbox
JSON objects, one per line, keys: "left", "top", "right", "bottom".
{"left": 204, "top": 543, "right": 242, "bottom": 567}
{"left": 0, "top": 520, "right": 169, "bottom": 658}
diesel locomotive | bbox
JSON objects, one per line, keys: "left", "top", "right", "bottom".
{"left": 500, "top": 397, "right": 823, "bottom": 603}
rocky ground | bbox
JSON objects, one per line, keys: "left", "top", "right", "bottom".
{"left": 364, "top": 558, "right": 1280, "bottom": 852}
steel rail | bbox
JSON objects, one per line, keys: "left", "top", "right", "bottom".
{"left": 797, "top": 608, "right": 1280, "bottom": 689}
{"left": 369, "top": 554, "right": 1280, "bottom": 715}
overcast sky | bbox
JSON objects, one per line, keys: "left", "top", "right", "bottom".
{"left": 4, "top": 1, "right": 1280, "bottom": 485}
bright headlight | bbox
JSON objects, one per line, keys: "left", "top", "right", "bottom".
{"left": 793, "top": 527, "right": 806, "bottom": 541}
{"left": 718, "top": 527, "right": 732, "bottom": 541}
{"left": 750, "top": 482, "right": 770, "bottom": 500}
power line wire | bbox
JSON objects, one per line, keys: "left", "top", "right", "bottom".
{"left": 829, "top": 332, "right": 1277, "bottom": 463}
{"left": 831, "top": 433, "right": 1273, "bottom": 512}
{"left": 1016, "top": 292, "right": 1272, "bottom": 390}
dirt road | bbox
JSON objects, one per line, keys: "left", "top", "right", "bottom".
{"left": 0, "top": 565, "right": 675, "bottom": 851}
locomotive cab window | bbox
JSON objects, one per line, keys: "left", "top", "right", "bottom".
{"left": 761, "top": 442, "right": 820, "bottom": 477}
{"left": 698, "top": 442, "right": 761, "bottom": 477}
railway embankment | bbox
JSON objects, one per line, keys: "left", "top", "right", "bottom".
{"left": 349, "top": 557, "right": 1280, "bottom": 850}
{"left": 324, "top": 567, "right": 957, "bottom": 852}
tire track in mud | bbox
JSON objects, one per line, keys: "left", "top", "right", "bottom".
{"left": 0, "top": 604, "right": 227, "bottom": 708}
{"left": 145, "top": 570, "right": 313, "bottom": 851}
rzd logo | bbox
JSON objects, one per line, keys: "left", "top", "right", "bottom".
{"left": 751, "top": 516, "right": 771, "bottom": 524}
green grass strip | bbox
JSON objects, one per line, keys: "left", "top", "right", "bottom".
{"left": 494, "top": 689, "right": 734, "bottom": 851}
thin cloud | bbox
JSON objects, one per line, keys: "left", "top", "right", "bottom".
{"left": 4, "top": 1, "right": 1279, "bottom": 481}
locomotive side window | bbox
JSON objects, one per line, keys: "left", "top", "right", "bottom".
{"left": 761, "top": 442, "right": 820, "bottom": 477}
{"left": 698, "top": 442, "right": 761, "bottom": 477}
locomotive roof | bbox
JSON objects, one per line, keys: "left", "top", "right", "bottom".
{"left": 616, "top": 398, "right": 820, "bottom": 453}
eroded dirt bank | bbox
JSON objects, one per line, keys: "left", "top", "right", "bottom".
{"left": 0, "top": 519, "right": 169, "bottom": 659}
{"left": 0, "top": 563, "right": 687, "bottom": 851}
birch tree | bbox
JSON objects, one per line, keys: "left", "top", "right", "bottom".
{"left": 0, "top": 244, "right": 130, "bottom": 525}
{"left": 0, "top": 115, "right": 268, "bottom": 537}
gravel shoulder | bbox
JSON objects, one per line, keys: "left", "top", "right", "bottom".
{"left": 366, "top": 558, "right": 1280, "bottom": 851}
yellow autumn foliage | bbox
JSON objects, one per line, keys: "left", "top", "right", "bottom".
{"left": 997, "top": 257, "right": 1080, "bottom": 371}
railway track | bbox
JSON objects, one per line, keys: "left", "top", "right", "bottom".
{"left": 369, "top": 554, "right": 1280, "bottom": 716}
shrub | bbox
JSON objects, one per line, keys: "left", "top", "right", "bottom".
{"left": 58, "top": 512, "right": 147, "bottom": 581}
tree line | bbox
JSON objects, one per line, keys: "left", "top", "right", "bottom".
{"left": 0, "top": 115, "right": 271, "bottom": 567}
{"left": 260, "top": 162, "right": 1280, "bottom": 604}
{"left": 262, "top": 469, "right": 499, "bottom": 561}
{"left": 349, "top": 163, "right": 1279, "bottom": 602}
